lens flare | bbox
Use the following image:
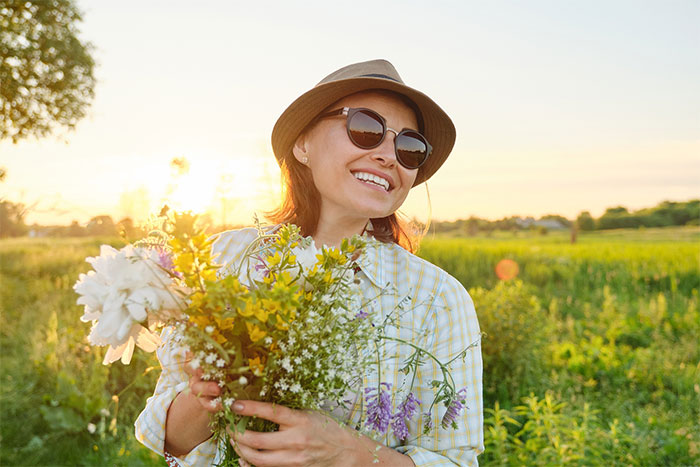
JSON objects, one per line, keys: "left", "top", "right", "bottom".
{"left": 495, "top": 259, "right": 519, "bottom": 281}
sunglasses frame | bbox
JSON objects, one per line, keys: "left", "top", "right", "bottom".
{"left": 317, "top": 107, "right": 432, "bottom": 170}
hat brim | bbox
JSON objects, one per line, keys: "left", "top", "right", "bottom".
{"left": 271, "top": 77, "right": 455, "bottom": 187}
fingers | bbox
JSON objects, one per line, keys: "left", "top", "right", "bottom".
{"left": 189, "top": 374, "right": 221, "bottom": 412}
{"left": 183, "top": 351, "right": 200, "bottom": 377}
{"left": 233, "top": 440, "right": 299, "bottom": 467}
{"left": 232, "top": 427, "right": 295, "bottom": 451}
{"left": 232, "top": 400, "right": 299, "bottom": 426}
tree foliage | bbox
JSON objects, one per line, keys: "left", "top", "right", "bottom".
{"left": 0, "top": 0, "right": 96, "bottom": 142}
{"left": 576, "top": 211, "right": 595, "bottom": 231}
{"left": 0, "top": 200, "right": 28, "bottom": 237}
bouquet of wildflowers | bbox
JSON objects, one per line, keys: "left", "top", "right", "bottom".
{"left": 74, "top": 211, "right": 478, "bottom": 466}
{"left": 169, "top": 222, "right": 381, "bottom": 464}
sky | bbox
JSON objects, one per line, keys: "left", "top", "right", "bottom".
{"left": 1, "top": 0, "right": 698, "bottom": 226}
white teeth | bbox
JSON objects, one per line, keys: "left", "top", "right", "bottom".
{"left": 353, "top": 172, "right": 390, "bottom": 191}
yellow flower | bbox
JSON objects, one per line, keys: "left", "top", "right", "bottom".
{"left": 237, "top": 301, "right": 255, "bottom": 318}
{"left": 190, "top": 314, "right": 213, "bottom": 328}
{"left": 275, "top": 314, "right": 289, "bottom": 331}
{"left": 215, "top": 316, "right": 235, "bottom": 331}
{"left": 261, "top": 298, "right": 281, "bottom": 314}
{"left": 252, "top": 302, "right": 269, "bottom": 322}
{"left": 248, "top": 356, "right": 265, "bottom": 376}
{"left": 266, "top": 251, "right": 282, "bottom": 267}
{"left": 328, "top": 249, "right": 341, "bottom": 260}
{"left": 211, "top": 329, "right": 227, "bottom": 344}
{"left": 277, "top": 270, "right": 294, "bottom": 286}
{"left": 245, "top": 322, "right": 266, "bottom": 342}
{"left": 323, "top": 270, "right": 333, "bottom": 284}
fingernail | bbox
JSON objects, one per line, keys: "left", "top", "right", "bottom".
{"left": 233, "top": 402, "right": 244, "bottom": 412}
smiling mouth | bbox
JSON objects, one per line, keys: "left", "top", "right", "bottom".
{"left": 352, "top": 171, "right": 391, "bottom": 192}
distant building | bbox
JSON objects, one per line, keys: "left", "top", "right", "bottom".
{"left": 515, "top": 217, "right": 568, "bottom": 230}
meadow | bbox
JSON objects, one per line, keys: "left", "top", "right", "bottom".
{"left": 1, "top": 227, "right": 698, "bottom": 466}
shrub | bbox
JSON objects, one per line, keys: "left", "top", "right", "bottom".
{"left": 469, "top": 280, "right": 550, "bottom": 405}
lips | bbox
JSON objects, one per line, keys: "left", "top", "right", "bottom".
{"left": 351, "top": 170, "right": 393, "bottom": 192}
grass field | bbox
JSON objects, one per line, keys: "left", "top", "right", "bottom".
{"left": 1, "top": 227, "right": 698, "bottom": 466}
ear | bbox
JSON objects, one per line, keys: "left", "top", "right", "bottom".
{"left": 292, "top": 131, "right": 310, "bottom": 164}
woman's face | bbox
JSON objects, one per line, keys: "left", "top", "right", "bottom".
{"left": 293, "top": 91, "right": 419, "bottom": 225}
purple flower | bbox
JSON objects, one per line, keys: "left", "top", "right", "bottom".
{"left": 391, "top": 392, "right": 421, "bottom": 441}
{"left": 158, "top": 250, "right": 182, "bottom": 278}
{"left": 441, "top": 388, "right": 468, "bottom": 429}
{"left": 254, "top": 255, "right": 270, "bottom": 278}
{"left": 355, "top": 310, "right": 369, "bottom": 319}
{"left": 364, "top": 383, "right": 392, "bottom": 434}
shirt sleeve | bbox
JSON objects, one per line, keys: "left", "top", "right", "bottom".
{"left": 133, "top": 327, "right": 218, "bottom": 466}
{"left": 395, "top": 274, "right": 484, "bottom": 466}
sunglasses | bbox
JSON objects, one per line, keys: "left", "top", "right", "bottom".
{"left": 317, "top": 107, "right": 432, "bottom": 170}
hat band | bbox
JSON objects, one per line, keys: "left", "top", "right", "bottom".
{"left": 358, "top": 73, "right": 401, "bottom": 82}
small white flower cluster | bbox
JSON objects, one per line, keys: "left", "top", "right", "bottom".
{"left": 186, "top": 347, "right": 230, "bottom": 388}
{"left": 263, "top": 248, "right": 378, "bottom": 412}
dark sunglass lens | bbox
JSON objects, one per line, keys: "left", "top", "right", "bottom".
{"left": 396, "top": 131, "right": 428, "bottom": 168}
{"left": 348, "top": 110, "right": 384, "bottom": 148}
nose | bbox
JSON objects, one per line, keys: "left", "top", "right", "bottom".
{"left": 370, "top": 127, "right": 399, "bottom": 166}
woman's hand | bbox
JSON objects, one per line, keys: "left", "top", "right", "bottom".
{"left": 183, "top": 351, "right": 222, "bottom": 412}
{"left": 164, "top": 352, "right": 221, "bottom": 456}
{"left": 229, "top": 400, "right": 415, "bottom": 467}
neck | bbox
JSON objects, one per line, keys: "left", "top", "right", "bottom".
{"left": 312, "top": 213, "right": 368, "bottom": 248}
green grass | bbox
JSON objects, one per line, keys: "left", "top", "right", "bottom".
{"left": 1, "top": 228, "right": 698, "bottom": 465}
{"left": 0, "top": 237, "right": 163, "bottom": 466}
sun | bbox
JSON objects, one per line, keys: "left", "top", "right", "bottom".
{"left": 158, "top": 154, "right": 280, "bottom": 223}
{"left": 167, "top": 168, "right": 217, "bottom": 214}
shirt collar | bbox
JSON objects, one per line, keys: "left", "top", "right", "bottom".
{"left": 356, "top": 235, "right": 384, "bottom": 288}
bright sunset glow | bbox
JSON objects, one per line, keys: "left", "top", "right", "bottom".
{"left": 153, "top": 154, "right": 281, "bottom": 226}
{"left": 1, "top": 1, "right": 697, "bottom": 227}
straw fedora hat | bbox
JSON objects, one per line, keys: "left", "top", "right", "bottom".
{"left": 271, "top": 59, "right": 456, "bottom": 186}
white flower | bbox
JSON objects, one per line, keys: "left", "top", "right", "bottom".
{"left": 205, "top": 353, "right": 217, "bottom": 364}
{"left": 87, "top": 423, "right": 97, "bottom": 434}
{"left": 292, "top": 240, "right": 322, "bottom": 272}
{"left": 238, "top": 376, "right": 248, "bottom": 385}
{"left": 205, "top": 326, "right": 215, "bottom": 334}
{"left": 281, "top": 357, "right": 293, "bottom": 372}
{"left": 216, "top": 358, "right": 225, "bottom": 368}
{"left": 73, "top": 244, "right": 185, "bottom": 365}
{"left": 224, "top": 397, "right": 235, "bottom": 407}
{"left": 100, "top": 408, "right": 110, "bottom": 417}
{"left": 189, "top": 358, "right": 201, "bottom": 370}
{"left": 290, "top": 383, "right": 301, "bottom": 393}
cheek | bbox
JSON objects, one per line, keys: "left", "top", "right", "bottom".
{"left": 401, "top": 168, "right": 418, "bottom": 188}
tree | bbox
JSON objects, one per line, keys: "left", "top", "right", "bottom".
{"left": 576, "top": 211, "right": 595, "bottom": 231}
{"left": 1, "top": 0, "right": 96, "bottom": 142}
{"left": 86, "top": 215, "right": 116, "bottom": 236}
{"left": 0, "top": 200, "right": 28, "bottom": 237}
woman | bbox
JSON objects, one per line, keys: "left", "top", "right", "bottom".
{"left": 135, "top": 59, "right": 483, "bottom": 466}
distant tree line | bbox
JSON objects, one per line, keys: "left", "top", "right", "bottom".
{"left": 1, "top": 199, "right": 698, "bottom": 239}
{"left": 430, "top": 200, "right": 699, "bottom": 236}
{"left": 575, "top": 200, "right": 699, "bottom": 231}
{"left": 0, "top": 206, "right": 144, "bottom": 239}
